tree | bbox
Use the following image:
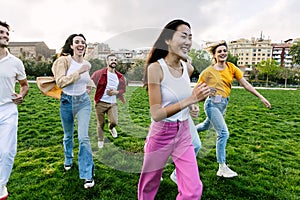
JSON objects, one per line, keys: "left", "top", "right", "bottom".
{"left": 256, "top": 58, "right": 280, "bottom": 87}
{"left": 117, "top": 62, "right": 132, "bottom": 75}
{"left": 290, "top": 42, "right": 300, "bottom": 67}
{"left": 88, "top": 58, "right": 105, "bottom": 75}
{"left": 227, "top": 51, "right": 239, "bottom": 66}
{"left": 277, "top": 67, "right": 294, "bottom": 88}
{"left": 126, "top": 59, "right": 145, "bottom": 81}
{"left": 188, "top": 49, "right": 211, "bottom": 82}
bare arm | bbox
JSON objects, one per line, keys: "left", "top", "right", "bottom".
{"left": 11, "top": 79, "right": 29, "bottom": 105}
{"left": 238, "top": 77, "right": 271, "bottom": 108}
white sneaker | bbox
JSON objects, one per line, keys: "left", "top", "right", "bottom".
{"left": 109, "top": 128, "right": 118, "bottom": 138}
{"left": 170, "top": 170, "right": 178, "bottom": 184}
{"left": 217, "top": 164, "right": 238, "bottom": 178}
{"left": 84, "top": 179, "right": 95, "bottom": 189}
{"left": 64, "top": 164, "right": 72, "bottom": 171}
{"left": 98, "top": 141, "right": 104, "bottom": 148}
{"left": 0, "top": 185, "right": 8, "bottom": 200}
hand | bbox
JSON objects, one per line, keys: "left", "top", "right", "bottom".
{"left": 106, "top": 88, "right": 118, "bottom": 96}
{"left": 11, "top": 93, "right": 23, "bottom": 105}
{"left": 192, "top": 82, "right": 210, "bottom": 103}
{"left": 189, "top": 104, "right": 199, "bottom": 118}
{"left": 261, "top": 97, "right": 271, "bottom": 108}
{"left": 86, "top": 86, "right": 92, "bottom": 95}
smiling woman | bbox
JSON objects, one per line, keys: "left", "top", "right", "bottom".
{"left": 138, "top": 19, "right": 210, "bottom": 200}
{"left": 195, "top": 40, "right": 272, "bottom": 179}
{"left": 51, "top": 33, "right": 96, "bottom": 189}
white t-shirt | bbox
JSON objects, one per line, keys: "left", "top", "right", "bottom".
{"left": 0, "top": 50, "right": 26, "bottom": 106}
{"left": 63, "top": 59, "right": 91, "bottom": 96}
{"left": 100, "top": 71, "right": 119, "bottom": 104}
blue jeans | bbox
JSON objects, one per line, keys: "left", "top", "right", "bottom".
{"left": 60, "top": 92, "right": 94, "bottom": 179}
{"left": 196, "top": 97, "right": 229, "bottom": 164}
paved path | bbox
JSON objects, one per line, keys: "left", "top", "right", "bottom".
{"left": 29, "top": 80, "right": 298, "bottom": 90}
{"left": 128, "top": 81, "right": 298, "bottom": 90}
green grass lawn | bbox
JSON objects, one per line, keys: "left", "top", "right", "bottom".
{"left": 7, "top": 84, "right": 300, "bottom": 199}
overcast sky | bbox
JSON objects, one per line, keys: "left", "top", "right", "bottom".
{"left": 2, "top": 0, "right": 299, "bottom": 51}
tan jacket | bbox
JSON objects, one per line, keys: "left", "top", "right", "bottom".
{"left": 52, "top": 55, "right": 95, "bottom": 88}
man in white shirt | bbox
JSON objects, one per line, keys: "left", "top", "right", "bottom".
{"left": 91, "top": 54, "right": 126, "bottom": 148}
{"left": 0, "top": 20, "right": 29, "bottom": 200}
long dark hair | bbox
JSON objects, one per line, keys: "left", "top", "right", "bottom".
{"left": 142, "top": 19, "right": 191, "bottom": 89}
{"left": 58, "top": 33, "right": 86, "bottom": 57}
{"left": 0, "top": 20, "right": 10, "bottom": 31}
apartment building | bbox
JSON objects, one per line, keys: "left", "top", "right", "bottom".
{"left": 86, "top": 42, "right": 111, "bottom": 60}
{"left": 228, "top": 37, "right": 272, "bottom": 67}
{"left": 86, "top": 42, "right": 137, "bottom": 64}
{"left": 272, "top": 40, "right": 293, "bottom": 67}
{"left": 228, "top": 37, "right": 300, "bottom": 68}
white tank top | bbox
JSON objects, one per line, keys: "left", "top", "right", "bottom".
{"left": 158, "top": 58, "right": 192, "bottom": 122}
{"left": 63, "top": 59, "right": 91, "bottom": 96}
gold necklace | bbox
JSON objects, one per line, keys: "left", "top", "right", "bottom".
{"left": 165, "top": 61, "right": 183, "bottom": 73}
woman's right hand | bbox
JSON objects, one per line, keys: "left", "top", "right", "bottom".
{"left": 192, "top": 82, "right": 210, "bottom": 103}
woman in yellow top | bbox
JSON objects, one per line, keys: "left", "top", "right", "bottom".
{"left": 196, "top": 40, "right": 271, "bottom": 178}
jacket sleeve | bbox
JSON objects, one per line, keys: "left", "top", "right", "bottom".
{"left": 117, "top": 74, "right": 126, "bottom": 95}
{"left": 52, "top": 56, "right": 80, "bottom": 88}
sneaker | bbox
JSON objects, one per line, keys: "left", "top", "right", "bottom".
{"left": 0, "top": 185, "right": 8, "bottom": 200}
{"left": 217, "top": 164, "right": 238, "bottom": 178}
{"left": 170, "top": 170, "right": 178, "bottom": 184}
{"left": 109, "top": 128, "right": 118, "bottom": 138}
{"left": 64, "top": 164, "right": 72, "bottom": 171}
{"left": 98, "top": 141, "right": 104, "bottom": 148}
{"left": 84, "top": 179, "right": 94, "bottom": 189}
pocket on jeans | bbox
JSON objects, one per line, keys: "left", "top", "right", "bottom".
{"left": 61, "top": 96, "right": 70, "bottom": 105}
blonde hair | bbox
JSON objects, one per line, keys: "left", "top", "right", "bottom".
{"left": 204, "top": 40, "right": 227, "bottom": 55}
{"left": 204, "top": 40, "right": 227, "bottom": 63}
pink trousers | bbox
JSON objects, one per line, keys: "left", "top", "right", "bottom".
{"left": 138, "top": 119, "right": 203, "bottom": 200}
